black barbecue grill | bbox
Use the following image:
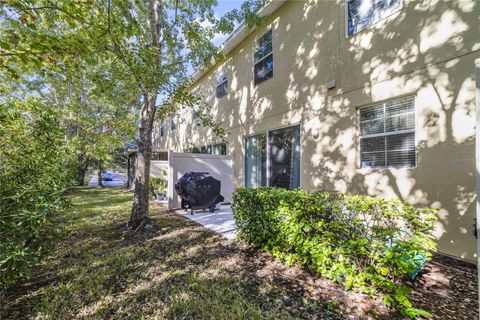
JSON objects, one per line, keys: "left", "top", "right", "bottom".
{"left": 174, "top": 172, "right": 224, "bottom": 214}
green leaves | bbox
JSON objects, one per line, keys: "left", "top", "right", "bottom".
{"left": 232, "top": 187, "right": 438, "bottom": 318}
{"left": 0, "top": 100, "right": 70, "bottom": 290}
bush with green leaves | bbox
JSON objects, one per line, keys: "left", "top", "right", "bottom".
{"left": 232, "top": 188, "right": 437, "bottom": 318}
{"left": 0, "top": 100, "right": 71, "bottom": 290}
{"left": 149, "top": 175, "right": 167, "bottom": 198}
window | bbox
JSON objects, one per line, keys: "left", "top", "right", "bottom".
{"left": 268, "top": 126, "right": 301, "bottom": 189}
{"left": 171, "top": 117, "right": 176, "bottom": 131}
{"left": 212, "top": 143, "right": 227, "bottom": 155}
{"left": 160, "top": 119, "right": 165, "bottom": 137}
{"left": 359, "top": 96, "right": 415, "bottom": 168}
{"left": 254, "top": 29, "right": 273, "bottom": 86}
{"left": 245, "top": 134, "right": 267, "bottom": 188}
{"left": 199, "top": 145, "right": 212, "bottom": 154}
{"left": 187, "top": 144, "right": 226, "bottom": 155}
{"left": 346, "top": 0, "right": 402, "bottom": 36}
{"left": 245, "top": 125, "right": 300, "bottom": 189}
{"left": 216, "top": 72, "right": 228, "bottom": 98}
{"left": 192, "top": 90, "right": 200, "bottom": 121}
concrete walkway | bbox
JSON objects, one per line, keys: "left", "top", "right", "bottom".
{"left": 176, "top": 205, "right": 237, "bottom": 240}
{"left": 88, "top": 173, "right": 127, "bottom": 187}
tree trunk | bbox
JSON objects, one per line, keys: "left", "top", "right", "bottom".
{"left": 129, "top": 0, "right": 161, "bottom": 230}
{"left": 97, "top": 161, "right": 104, "bottom": 188}
{"left": 129, "top": 95, "right": 156, "bottom": 229}
{"left": 77, "top": 157, "right": 89, "bottom": 186}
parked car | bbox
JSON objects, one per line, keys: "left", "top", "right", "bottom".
{"left": 102, "top": 172, "right": 113, "bottom": 181}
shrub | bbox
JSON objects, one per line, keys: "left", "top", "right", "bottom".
{"left": 0, "top": 101, "right": 71, "bottom": 290}
{"left": 232, "top": 188, "right": 437, "bottom": 318}
{"left": 149, "top": 176, "right": 167, "bottom": 198}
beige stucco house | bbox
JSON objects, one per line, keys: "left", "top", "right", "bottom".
{"left": 155, "top": 0, "right": 480, "bottom": 262}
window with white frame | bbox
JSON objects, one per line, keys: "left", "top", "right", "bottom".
{"left": 171, "top": 117, "right": 176, "bottom": 131}
{"left": 254, "top": 29, "right": 273, "bottom": 86}
{"left": 192, "top": 90, "right": 200, "bottom": 121}
{"left": 160, "top": 119, "right": 165, "bottom": 137}
{"left": 346, "top": 0, "right": 402, "bottom": 37}
{"left": 216, "top": 71, "right": 228, "bottom": 98}
{"left": 359, "top": 96, "right": 415, "bottom": 168}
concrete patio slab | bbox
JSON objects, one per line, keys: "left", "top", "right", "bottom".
{"left": 175, "top": 205, "right": 237, "bottom": 240}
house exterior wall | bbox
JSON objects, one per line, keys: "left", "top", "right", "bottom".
{"left": 155, "top": 0, "right": 480, "bottom": 261}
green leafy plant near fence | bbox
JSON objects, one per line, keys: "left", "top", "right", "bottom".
{"left": 232, "top": 188, "right": 437, "bottom": 318}
{"left": 149, "top": 174, "right": 167, "bottom": 199}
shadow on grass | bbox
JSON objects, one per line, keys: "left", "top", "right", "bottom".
{"left": 2, "top": 187, "right": 476, "bottom": 319}
{"left": 1, "top": 188, "right": 342, "bottom": 319}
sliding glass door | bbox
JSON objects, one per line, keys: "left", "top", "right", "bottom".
{"left": 268, "top": 125, "right": 300, "bottom": 189}
{"left": 245, "top": 133, "right": 267, "bottom": 188}
{"left": 244, "top": 125, "right": 300, "bottom": 189}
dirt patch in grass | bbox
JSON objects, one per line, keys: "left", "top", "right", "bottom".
{"left": 1, "top": 187, "right": 477, "bottom": 320}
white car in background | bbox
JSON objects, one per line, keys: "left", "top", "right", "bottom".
{"left": 102, "top": 172, "right": 113, "bottom": 181}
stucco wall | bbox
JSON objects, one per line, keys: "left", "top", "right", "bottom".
{"left": 155, "top": 0, "right": 480, "bottom": 261}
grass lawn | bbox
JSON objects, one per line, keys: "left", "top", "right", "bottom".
{"left": 1, "top": 187, "right": 341, "bottom": 319}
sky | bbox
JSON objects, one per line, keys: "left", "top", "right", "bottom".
{"left": 182, "top": 0, "right": 245, "bottom": 77}
{"left": 211, "top": 1, "right": 246, "bottom": 47}
{"left": 157, "top": 1, "right": 246, "bottom": 104}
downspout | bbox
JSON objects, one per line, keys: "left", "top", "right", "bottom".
{"left": 475, "top": 57, "right": 480, "bottom": 317}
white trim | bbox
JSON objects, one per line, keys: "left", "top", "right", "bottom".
{"left": 360, "top": 110, "right": 414, "bottom": 124}
{"left": 358, "top": 96, "right": 416, "bottom": 169}
{"left": 360, "top": 128, "right": 415, "bottom": 139}
{"left": 253, "top": 29, "right": 274, "bottom": 86}
{"left": 254, "top": 51, "right": 273, "bottom": 65}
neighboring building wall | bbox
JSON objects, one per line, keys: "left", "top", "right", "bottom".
{"left": 155, "top": 0, "right": 480, "bottom": 261}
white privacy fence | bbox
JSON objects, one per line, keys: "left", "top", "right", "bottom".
{"left": 150, "top": 160, "right": 168, "bottom": 181}
{"left": 167, "top": 151, "right": 234, "bottom": 211}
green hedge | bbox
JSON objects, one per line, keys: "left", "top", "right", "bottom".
{"left": 0, "top": 101, "right": 71, "bottom": 290}
{"left": 232, "top": 188, "right": 437, "bottom": 318}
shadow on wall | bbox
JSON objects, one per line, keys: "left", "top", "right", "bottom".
{"left": 291, "top": 0, "right": 479, "bottom": 260}
{"left": 158, "top": 0, "right": 480, "bottom": 260}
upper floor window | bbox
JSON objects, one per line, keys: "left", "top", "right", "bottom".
{"left": 346, "top": 0, "right": 402, "bottom": 37}
{"left": 160, "top": 119, "right": 165, "bottom": 137}
{"left": 254, "top": 29, "right": 273, "bottom": 86}
{"left": 216, "top": 72, "right": 228, "bottom": 98}
{"left": 192, "top": 110, "right": 199, "bottom": 122}
{"left": 359, "top": 96, "right": 415, "bottom": 168}
{"left": 171, "top": 117, "right": 176, "bottom": 131}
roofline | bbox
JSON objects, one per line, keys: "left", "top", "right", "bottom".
{"left": 190, "top": 0, "right": 287, "bottom": 85}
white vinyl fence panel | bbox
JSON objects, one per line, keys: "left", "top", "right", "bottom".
{"left": 150, "top": 160, "right": 168, "bottom": 181}
{"left": 167, "top": 151, "right": 234, "bottom": 210}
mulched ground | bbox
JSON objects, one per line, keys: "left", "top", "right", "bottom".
{"left": 1, "top": 188, "right": 477, "bottom": 319}
{"left": 171, "top": 208, "right": 478, "bottom": 320}
{"left": 410, "top": 254, "right": 478, "bottom": 319}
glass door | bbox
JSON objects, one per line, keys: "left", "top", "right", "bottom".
{"left": 245, "top": 133, "right": 267, "bottom": 188}
{"left": 268, "top": 125, "right": 300, "bottom": 189}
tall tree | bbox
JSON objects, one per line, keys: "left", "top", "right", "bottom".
{"left": 1, "top": 0, "right": 267, "bottom": 230}
{"left": 84, "top": 0, "right": 264, "bottom": 229}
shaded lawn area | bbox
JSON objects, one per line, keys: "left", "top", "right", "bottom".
{"left": 1, "top": 187, "right": 477, "bottom": 319}
{"left": 1, "top": 187, "right": 342, "bottom": 319}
